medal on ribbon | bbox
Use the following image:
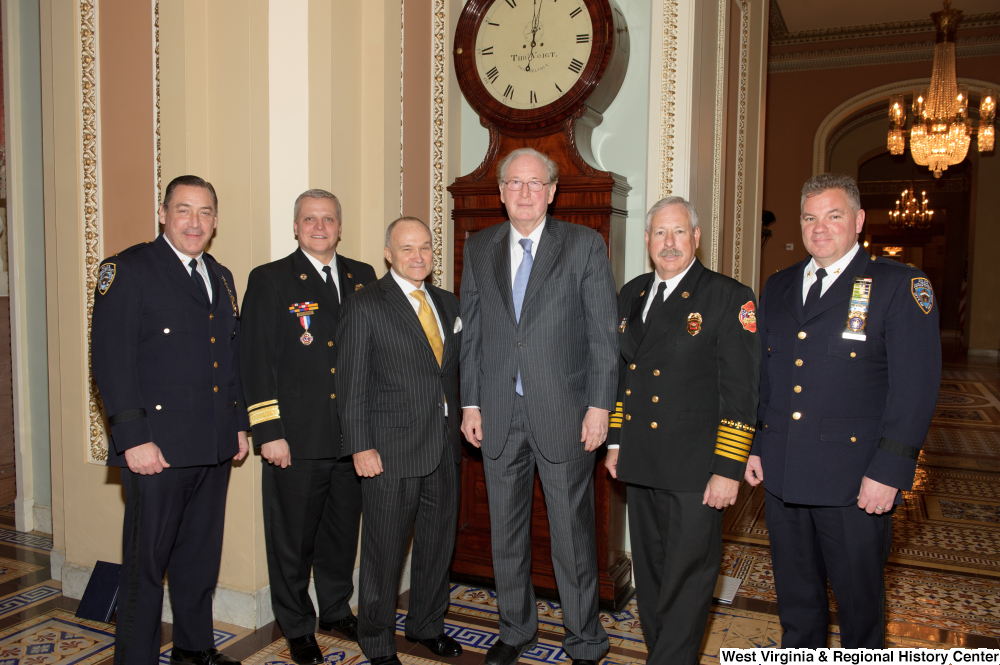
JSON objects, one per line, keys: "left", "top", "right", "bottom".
{"left": 842, "top": 276, "right": 872, "bottom": 341}
{"left": 289, "top": 302, "right": 320, "bottom": 345}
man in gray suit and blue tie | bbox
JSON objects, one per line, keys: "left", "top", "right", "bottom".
{"left": 460, "top": 148, "right": 619, "bottom": 665}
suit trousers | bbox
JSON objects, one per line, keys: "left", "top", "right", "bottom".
{"left": 357, "top": 445, "right": 459, "bottom": 658}
{"left": 626, "top": 485, "right": 722, "bottom": 665}
{"left": 764, "top": 489, "right": 892, "bottom": 648}
{"left": 482, "top": 395, "right": 608, "bottom": 660}
{"left": 262, "top": 456, "right": 362, "bottom": 639}
{"left": 115, "top": 463, "right": 230, "bottom": 665}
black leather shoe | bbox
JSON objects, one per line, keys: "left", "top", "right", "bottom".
{"left": 484, "top": 636, "right": 538, "bottom": 665}
{"left": 369, "top": 656, "right": 402, "bottom": 665}
{"left": 170, "top": 647, "right": 240, "bottom": 665}
{"left": 319, "top": 613, "right": 358, "bottom": 641}
{"left": 405, "top": 633, "right": 463, "bottom": 657}
{"left": 286, "top": 634, "right": 324, "bottom": 665}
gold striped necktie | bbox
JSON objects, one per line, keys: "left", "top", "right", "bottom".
{"left": 411, "top": 290, "right": 443, "bottom": 366}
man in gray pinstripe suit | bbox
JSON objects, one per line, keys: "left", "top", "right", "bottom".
{"left": 338, "top": 217, "right": 463, "bottom": 665}
{"left": 460, "top": 148, "right": 619, "bottom": 665}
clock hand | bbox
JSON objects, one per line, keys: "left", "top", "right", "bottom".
{"left": 526, "top": 0, "right": 540, "bottom": 71}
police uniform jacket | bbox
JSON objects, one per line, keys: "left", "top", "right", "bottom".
{"left": 240, "top": 248, "right": 376, "bottom": 459}
{"left": 92, "top": 235, "right": 250, "bottom": 467}
{"left": 337, "top": 273, "right": 462, "bottom": 479}
{"left": 750, "top": 248, "right": 941, "bottom": 506}
{"left": 607, "top": 259, "right": 760, "bottom": 491}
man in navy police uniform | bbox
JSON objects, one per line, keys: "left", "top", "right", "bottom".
{"left": 92, "top": 175, "right": 250, "bottom": 665}
{"left": 746, "top": 173, "right": 941, "bottom": 648}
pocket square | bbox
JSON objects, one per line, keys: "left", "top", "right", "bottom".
{"left": 453, "top": 317, "right": 462, "bottom": 333}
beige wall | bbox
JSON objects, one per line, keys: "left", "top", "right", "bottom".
{"left": 967, "top": 150, "right": 1000, "bottom": 352}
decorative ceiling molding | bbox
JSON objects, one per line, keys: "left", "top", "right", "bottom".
{"left": 768, "top": 5, "right": 999, "bottom": 46}
{"left": 859, "top": 176, "right": 970, "bottom": 195}
{"left": 769, "top": 35, "right": 1000, "bottom": 73}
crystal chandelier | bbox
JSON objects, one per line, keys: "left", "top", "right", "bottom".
{"left": 889, "top": 187, "right": 933, "bottom": 230}
{"left": 887, "top": 0, "right": 996, "bottom": 177}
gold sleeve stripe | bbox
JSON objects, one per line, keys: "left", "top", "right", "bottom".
{"left": 715, "top": 449, "right": 750, "bottom": 463}
{"left": 609, "top": 401, "right": 624, "bottom": 429}
{"left": 248, "top": 399, "right": 278, "bottom": 412}
{"left": 249, "top": 405, "right": 280, "bottom": 426}
{"left": 716, "top": 437, "right": 752, "bottom": 452}
{"left": 717, "top": 431, "right": 753, "bottom": 448}
{"left": 716, "top": 443, "right": 752, "bottom": 459}
{"left": 719, "top": 425, "right": 754, "bottom": 441}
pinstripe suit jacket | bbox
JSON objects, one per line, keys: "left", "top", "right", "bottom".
{"left": 460, "top": 217, "right": 619, "bottom": 463}
{"left": 337, "top": 272, "right": 462, "bottom": 478}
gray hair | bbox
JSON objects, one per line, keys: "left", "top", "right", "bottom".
{"left": 384, "top": 216, "right": 430, "bottom": 248}
{"left": 800, "top": 174, "right": 861, "bottom": 217}
{"left": 294, "top": 189, "right": 342, "bottom": 222}
{"left": 644, "top": 196, "right": 699, "bottom": 232}
{"left": 496, "top": 148, "right": 559, "bottom": 187}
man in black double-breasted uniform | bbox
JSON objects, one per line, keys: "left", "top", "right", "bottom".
{"left": 746, "top": 174, "right": 941, "bottom": 649}
{"left": 605, "top": 197, "right": 759, "bottom": 665}
{"left": 240, "top": 190, "right": 376, "bottom": 665}
{"left": 92, "top": 176, "right": 250, "bottom": 665}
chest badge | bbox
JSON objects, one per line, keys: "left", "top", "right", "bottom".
{"left": 843, "top": 276, "right": 873, "bottom": 341}
{"left": 289, "top": 302, "right": 320, "bottom": 345}
{"left": 687, "top": 312, "right": 703, "bottom": 336}
{"left": 739, "top": 301, "right": 757, "bottom": 332}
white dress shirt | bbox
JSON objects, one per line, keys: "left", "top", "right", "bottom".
{"left": 163, "top": 234, "right": 211, "bottom": 304}
{"left": 642, "top": 259, "right": 696, "bottom": 322}
{"left": 510, "top": 220, "right": 546, "bottom": 286}
{"left": 801, "top": 242, "right": 860, "bottom": 304}
{"left": 303, "top": 251, "right": 341, "bottom": 302}
{"left": 391, "top": 269, "right": 447, "bottom": 414}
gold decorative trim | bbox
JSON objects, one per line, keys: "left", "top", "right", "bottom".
{"left": 399, "top": 0, "right": 405, "bottom": 215}
{"left": 249, "top": 405, "right": 281, "bottom": 427}
{"left": 153, "top": 0, "right": 161, "bottom": 221}
{"left": 731, "top": 0, "right": 749, "bottom": 283}
{"left": 657, "top": 0, "right": 679, "bottom": 198}
{"left": 769, "top": 36, "right": 1000, "bottom": 74}
{"left": 430, "top": 0, "right": 446, "bottom": 288}
{"left": 770, "top": 9, "right": 1000, "bottom": 46}
{"left": 709, "top": 0, "right": 727, "bottom": 272}
{"left": 82, "top": 0, "right": 106, "bottom": 464}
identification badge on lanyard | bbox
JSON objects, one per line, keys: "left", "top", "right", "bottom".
{"left": 842, "top": 276, "right": 872, "bottom": 341}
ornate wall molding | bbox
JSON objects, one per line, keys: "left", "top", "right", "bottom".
{"left": 400, "top": 0, "right": 405, "bottom": 215}
{"left": 81, "top": 0, "right": 107, "bottom": 464}
{"left": 709, "top": 0, "right": 726, "bottom": 272}
{"left": 731, "top": 0, "right": 749, "bottom": 283}
{"left": 430, "top": 0, "right": 446, "bottom": 288}
{"left": 769, "top": 35, "right": 1000, "bottom": 74}
{"left": 657, "top": 0, "right": 679, "bottom": 198}
{"left": 153, "top": 0, "right": 161, "bottom": 224}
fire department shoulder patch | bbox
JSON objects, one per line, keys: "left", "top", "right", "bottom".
{"left": 739, "top": 301, "right": 757, "bottom": 332}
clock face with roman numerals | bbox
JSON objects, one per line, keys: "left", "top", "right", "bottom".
{"left": 474, "top": 0, "right": 595, "bottom": 110}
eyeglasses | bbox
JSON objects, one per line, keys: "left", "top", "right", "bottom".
{"left": 504, "top": 180, "right": 549, "bottom": 192}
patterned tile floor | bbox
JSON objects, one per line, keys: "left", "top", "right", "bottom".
{"left": 0, "top": 342, "right": 996, "bottom": 663}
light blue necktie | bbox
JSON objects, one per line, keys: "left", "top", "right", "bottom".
{"left": 513, "top": 238, "right": 533, "bottom": 396}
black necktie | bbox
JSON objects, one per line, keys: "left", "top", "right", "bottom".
{"left": 322, "top": 266, "right": 340, "bottom": 304}
{"left": 644, "top": 281, "right": 668, "bottom": 323}
{"left": 804, "top": 267, "right": 827, "bottom": 315}
{"left": 189, "top": 258, "right": 210, "bottom": 309}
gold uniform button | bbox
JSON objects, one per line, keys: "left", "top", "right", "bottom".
{"left": 331, "top": 368, "right": 336, "bottom": 374}
{"left": 651, "top": 422, "right": 658, "bottom": 429}
{"left": 798, "top": 331, "right": 807, "bottom": 339}
{"left": 163, "top": 328, "right": 171, "bottom": 334}
{"left": 210, "top": 337, "right": 216, "bottom": 343}
{"left": 625, "top": 414, "right": 632, "bottom": 421}
{"left": 792, "top": 412, "right": 802, "bottom": 420}
{"left": 625, "top": 389, "right": 631, "bottom": 396}
{"left": 851, "top": 436, "right": 857, "bottom": 442}
{"left": 209, "top": 314, "right": 214, "bottom": 320}
{"left": 850, "top": 351, "right": 857, "bottom": 358}
{"left": 213, "top": 386, "right": 219, "bottom": 393}
{"left": 328, "top": 341, "right": 334, "bottom": 347}
{"left": 213, "top": 362, "right": 218, "bottom": 368}
{"left": 155, "top": 405, "right": 162, "bottom": 410}
{"left": 331, "top": 393, "right": 336, "bottom": 399}
{"left": 793, "top": 385, "right": 802, "bottom": 393}
{"left": 653, "top": 369, "right": 660, "bottom": 377}
{"left": 629, "top": 364, "right": 636, "bottom": 370}
{"left": 652, "top": 396, "right": 659, "bottom": 403}
{"left": 795, "top": 359, "right": 804, "bottom": 367}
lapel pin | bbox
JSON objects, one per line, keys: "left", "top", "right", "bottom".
{"left": 347, "top": 272, "right": 353, "bottom": 279}
{"left": 619, "top": 318, "right": 627, "bottom": 333}
{"left": 681, "top": 291, "right": 690, "bottom": 298}
{"left": 300, "top": 274, "right": 308, "bottom": 280}
{"left": 639, "top": 290, "right": 645, "bottom": 297}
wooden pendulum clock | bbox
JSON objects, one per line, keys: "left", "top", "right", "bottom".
{"left": 448, "top": 0, "right": 633, "bottom": 610}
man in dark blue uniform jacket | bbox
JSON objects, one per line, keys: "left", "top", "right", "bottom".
{"left": 240, "top": 190, "right": 376, "bottom": 665}
{"left": 746, "top": 173, "right": 941, "bottom": 649}
{"left": 92, "top": 176, "right": 250, "bottom": 665}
